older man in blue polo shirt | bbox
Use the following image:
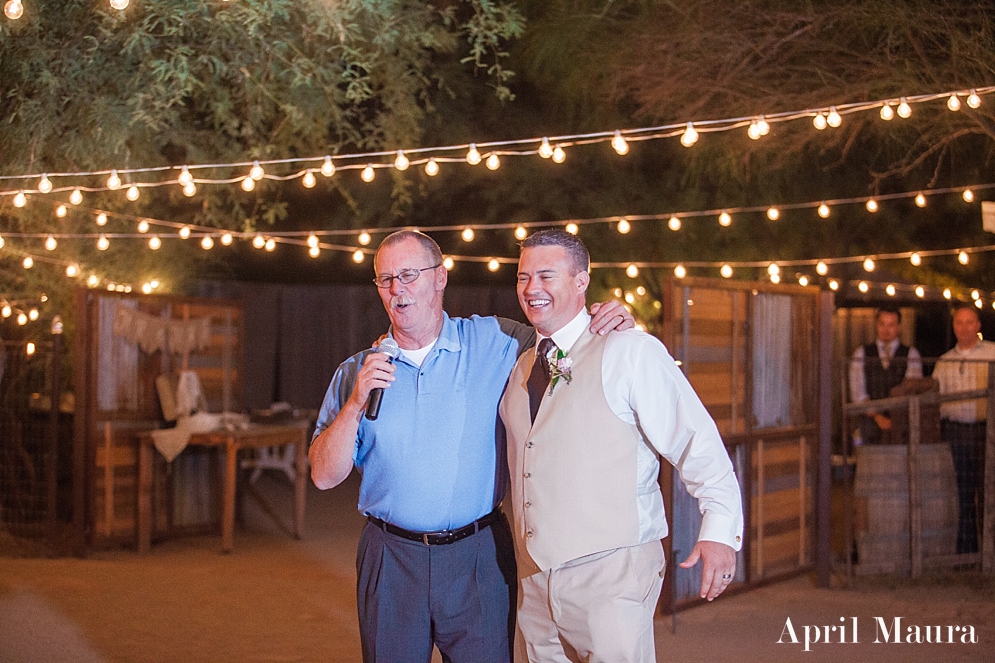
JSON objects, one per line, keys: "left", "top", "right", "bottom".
{"left": 310, "top": 230, "right": 631, "bottom": 663}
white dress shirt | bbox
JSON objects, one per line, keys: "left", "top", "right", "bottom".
{"left": 848, "top": 338, "right": 923, "bottom": 403}
{"left": 934, "top": 339, "right": 995, "bottom": 423}
{"left": 536, "top": 309, "right": 744, "bottom": 550}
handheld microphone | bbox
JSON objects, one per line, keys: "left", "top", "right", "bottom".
{"left": 365, "top": 338, "right": 401, "bottom": 421}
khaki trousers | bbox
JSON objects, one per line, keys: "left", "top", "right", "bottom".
{"left": 516, "top": 540, "right": 665, "bottom": 663}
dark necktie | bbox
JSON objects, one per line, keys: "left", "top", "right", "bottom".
{"left": 527, "top": 338, "right": 555, "bottom": 424}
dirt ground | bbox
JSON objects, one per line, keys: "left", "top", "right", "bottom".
{"left": 2, "top": 472, "right": 994, "bottom": 663}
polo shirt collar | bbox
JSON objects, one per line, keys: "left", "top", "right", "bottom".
{"left": 388, "top": 311, "right": 461, "bottom": 360}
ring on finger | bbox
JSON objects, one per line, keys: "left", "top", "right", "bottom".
{"left": 721, "top": 573, "right": 732, "bottom": 580}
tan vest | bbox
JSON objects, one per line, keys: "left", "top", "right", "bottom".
{"left": 499, "top": 328, "right": 643, "bottom": 574}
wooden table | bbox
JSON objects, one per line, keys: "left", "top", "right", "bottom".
{"left": 137, "top": 424, "right": 308, "bottom": 554}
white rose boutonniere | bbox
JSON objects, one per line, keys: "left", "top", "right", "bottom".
{"left": 546, "top": 347, "right": 572, "bottom": 395}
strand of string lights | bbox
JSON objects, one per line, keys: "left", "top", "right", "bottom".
{"left": 1, "top": 86, "right": 993, "bottom": 200}
{"left": 4, "top": 0, "right": 134, "bottom": 20}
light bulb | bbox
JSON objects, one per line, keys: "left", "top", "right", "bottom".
{"left": 45, "top": 235, "right": 57, "bottom": 251}
{"left": 461, "top": 227, "right": 475, "bottom": 242}
{"left": 863, "top": 257, "right": 875, "bottom": 272}
{"left": 910, "top": 252, "right": 922, "bottom": 266}
{"left": 668, "top": 216, "right": 681, "bottom": 231}
{"left": 178, "top": 166, "right": 193, "bottom": 185}
{"left": 307, "top": 233, "right": 319, "bottom": 248}
{"left": 308, "top": 246, "right": 320, "bottom": 258}
{"left": 1, "top": 305, "right": 10, "bottom": 317}
{"left": 17, "top": 313, "right": 27, "bottom": 325}
{"left": 565, "top": 223, "right": 579, "bottom": 235}
{"left": 813, "top": 112, "right": 828, "bottom": 130}
{"left": 829, "top": 279, "right": 839, "bottom": 291}
{"left": 13, "top": 191, "right": 26, "bottom": 207}
{"left": 720, "top": 264, "right": 733, "bottom": 278}
{"left": 624, "top": 292, "right": 635, "bottom": 304}
{"left": 252, "top": 234, "right": 265, "bottom": 249}
{"left": 674, "top": 265, "right": 687, "bottom": 278}
{"left": 70, "top": 189, "right": 83, "bottom": 205}
{"left": 182, "top": 181, "right": 197, "bottom": 197}
{"left": 636, "top": 286, "right": 646, "bottom": 296}
{"left": 179, "top": 226, "right": 191, "bottom": 239}
{"left": 897, "top": 98, "right": 912, "bottom": 118}
{"left": 767, "top": 263, "right": 780, "bottom": 277}
{"left": 551, "top": 145, "right": 566, "bottom": 163}
{"left": 107, "top": 170, "right": 122, "bottom": 190}
{"left": 972, "top": 289, "right": 981, "bottom": 300}
{"left": 767, "top": 207, "right": 779, "bottom": 221}
{"left": 201, "top": 236, "right": 214, "bottom": 250}
{"left": 358, "top": 232, "right": 371, "bottom": 246}
{"left": 535, "top": 137, "right": 553, "bottom": 159}
{"left": 56, "top": 204, "right": 67, "bottom": 218}
{"left": 858, "top": 281, "right": 869, "bottom": 293}
{"left": 137, "top": 219, "right": 149, "bottom": 233}
{"left": 617, "top": 219, "right": 631, "bottom": 234}
{"left": 22, "top": 256, "right": 33, "bottom": 268}
{"left": 126, "top": 184, "right": 140, "bottom": 201}
{"left": 963, "top": 189, "right": 975, "bottom": 202}
{"left": 110, "top": 0, "right": 130, "bottom": 10}
{"left": 816, "top": 261, "right": 828, "bottom": 275}
{"left": 611, "top": 131, "right": 629, "bottom": 155}
{"left": 915, "top": 285, "right": 925, "bottom": 298}
{"left": 488, "top": 259, "right": 500, "bottom": 272}
{"left": 221, "top": 232, "right": 233, "bottom": 246}
{"left": 967, "top": 89, "right": 982, "bottom": 108}
{"left": 353, "top": 250, "right": 365, "bottom": 263}
{"left": 321, "top": 156, "right": 335, "bottom": 177}
{"left": 106, "top": 283, "right": 115, "bottom": 292}
{"left": 0, "top": 234, "right": 4, "bottom": 249}
{"left": 976, "top": 299, "right": 984, "bottom": 309}
{"left": 865, "top": 199, "right": 878, "bottom": 212}
{"left": 943, "top": 288, "right": 952, "bottom": 300}
{"left": 302, "top": 170, "right": 316, "bottom": 188}
{"left": 141, "top": 283, "right": 152, "bottom": 295}
{"left": 361, "top": 165, "right": 375, "bottom": 182}
{"left": 626, "top": 264, "right": 639, "bottom": 278}
{"left": 97, "top": 235, "right": 109, "bottom": 251}
{"left": 827, "top": 107, "right": 842, "bottom": 127}
{"left": 96, "top": 212, "right": 108, "bottom": 226}
{"left": 886, "top": 284, "right": 896, "bottom": 296}
{"left": 817, "top": 203, "right": 831, "bottom": 218}
{"left": 425, "top": 158, "right": 439, "bottom": 176}
{"left": 514, "top": 226, "right": 527, "bottom": 240}
{"left": 38, "top": 174, "right": 53, "bottom": 194}
{"left": 4, "top": 0, "right": 24, "bottom": 20}
{"left": 485, "top": 153, "right": 500, "bottom": 170}
{"left": 149, "top": 235, "right": 162, "bottom": 250}
{"left": 249, "top": 161, "right": 264, "bottom": 180}
{"left": 879, "top": 104, "right": 894, "bottom": 121}
{"left": 613, "top": 288, "right": 623, "bottom": 298}
{"left": 265, "top": 238, "right": 276, "bottom": 252}
{"left": 959, "top": 250, "right": 969, "bottom": 265}
{"left": 719, "top": 211, "right": 732, "bottom": 227}
{"left": 394, "top": 150, "right": 410, "bottom": 171}
{"left": 915, "top": 192, "right": 927, "bottom": 207}
{"left": 466, "top": 144, "right": 482, "bottom": 165}
{"left": 241, "top": 176, "right": 255, "bottom": 192}
{"left": 757, "top": 115, "right": 770, "bottom": 135}
{"left": 947, "top": 94, "right": 961, "bottom": 111}
{"left": 63, "top": 264, "right": 79, "bottom": 279}
{"left": 443, "top": 257, "right": 455, "bottom": 270}
{"left": 799, "top": 275, "right": 810, "bottom": 287}
{"left": 680, "top": 122, "right": 698, "bottom": 147}
{"left": 747, "top": 122, "right": 762, "bottom": 140}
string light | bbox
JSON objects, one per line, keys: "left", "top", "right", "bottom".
{"left": 817, "top": 203, "right": 831, "bottom": 218}
{"left": 827, "top": 107, "right": 842, "bottom": 127}
{"left": 96, "top": 212, "right": 108, "bottom": 226}
{"left": 443, "top": 257, "right": 455, "bottom": 270}
{"left": 943, "top": 288, "right": 952, "bottom": 299}
{"left": 425, "top": 158, "right": 440, "bottom": 176}
{"left": 221, "top": 232, "right": 233, "bottom": 245}
{"left": 667, "top": 216, "right": 681, "bottom": 231}
{"left": 626, "top": 264, "right": 639, "bottom": 278}
{"left": 56, "top": 204, "right": 67, "bottom": 217}
{"left": 38, "top": 174, "right": 53, "bottom": 194}
{"left": 910, "top": 252, "right": 922, "bottom": 266}
{"left": 971, "top": 289, "right": 981, "bottom": 300}
{"left": 461, "top": 227, "right": 475, "bottom": 242}
{"left": 13, "top": 192, "right": 26, "bottom": 207}
{"left": 720, "top": 264, "right": 733, "bottom": 278}
{"left": 137, "top": 219, "right": 149, "bottom": 233}
{"left": 551, "top": 145, "right": 566, "bottom": 163}
{"left": 799, "top": 275, "right": 810, "bottom": 287}
{"left": 767, "top": 207, "right": 779, "bottom": 220}
{"left": 976, "top": 299, "right": 984, "bottom": 309}
{"left": 636, "top": 286, "right": 646, "bottom": 296}
{"left": 66, "top": 263, "right": 79, "bottom": 278}
{"left": 302, "top": 170, "right": 316, "bottom": 188}
{"left": 307, "top": 233, "right": 319, "bottom": 248}
{"left": 863, "top": 257, "right": 875, "bottom": 272}
{"left": 879, "top": 104, "right": 895, "bottom": 121}
{"left": 70, "top": 189, "right": 83, "bottom": 205}
{"left": 466, "top": 144, "right": 482, "bottom": 165}
{"left": 617, "top": 219, "right": 631, "bottom": 234}
{"left": 200, "top": 236, "right": 214, "bottom": 250}
{"left": 897, "top": 98, "right": 912, "bottom": 118}
{"left": 110, "top": 0, "right": 130, "bottom": 10}
{"left": 959, "top": 251, "right": 970, "bottom": 265}
{"left": 624, "top": 292, "right": 635, "bottom": 304}
{"left": 767, "top": 263, "right": 780, "bottom": 277}
{"left": 126, "top": 184, "right": 140, "bottom": 201}
{"left": 968, "top": 89, "right": 982, "bottom": 108}
{"left": 17, "top": 313, "right": 27, "bottom": 325}
{"left": 107, "top": 170, "right": 122, "bottom": 190}
{"left": 265, "top": 238, "right": 276, "bottom": 252}
{"left": 352, "top": 250, "right": 365, "bottom": 263}
{"left": 963, "top": 188, "right": 975, "bottom": 202}
{"left": 865, "top": 199, "right": 878, "bottom": 212}
{"left": 858, "top": 281, "right": 869, "bottom": 293}
{"left": 886, "top": 284, "right": 896, "bottom": 296}
{"left": 487, "top": 258, "right": 500, "bottom": 272}
{"left": 149, "top": 235, "right": 161, "bottom": 250}
{"left": 915, "top": 192, "right": 927, "bottom": 207}
{"left": 249, "top": 161, "right": 265, "bottom": 181}
{"left": 813, "top": 112, "right": 828, "bottom": 130}
{"left": 45, "top": 235, "right": 57, "bottom": 251}
{"left": 829, "top": 279, "right": 840, "bottom": 291}
{"left": 358, "top": 232, "right": 372, "bottom": 246}
{"left": 1, "top": 305, "right": 11, "bottom": 318}
{"left": 97, "top": 235, "right": 109, "bottom": 250}
{"left": 321, "top": 156, "right": 336, "bottom": 177}
{"left": 611, "top": 131, "right": 629, "bottom": 155}
{"left": 538, "top": 138, "right": 553, "bottom": 159}
{"left": 308, "top": 246, "right": 320, "bottom": 258}
{"left": 178, "top": 166, "right": 193, "bottom": 185}
{"left": 680, "top": 122, "right": 699, "bottom": 147}
{"left": 485, "top": 153, "right": 500, "bottom": 170}
{"left": 22, "top": 256, "right": 33, "bottom": 268}
{"left": 947, "top": 94, "right": 961, "bottom": 111}
{"left": 182, "top": 182, "right": 197, "bottom": 197}
{"left": 514, "top": 225, "right": 528, "bottom": 240}
{"left": 394, "top": 151, "right": 410, "bottom": 171}
{"left": 241, "top": 176, "right": 255, "bottom": 192}
{"left": 674, "top": 265, "right": 687, "bottom": 278}
{"left": 719, "top": 211, "right": 732, "bottom": 227}
{"left": 816, "top": 261, "right": 828, "bottom": 275}
{"left": 361, "top": 165, "right": 375, "bottom": 182}
{"left": 252, "top": 234, "right": 266, "bottom": 249}
{"left": 0, "top": 234, "right": 4, "bottom": 248}
{"left": 915, "top": 286, "right": 925, "bottom": 298}
{"left": 4, "top": 0, "right": 24, "bottom": 20}
{"left": 565, "top": 223, "right": 579, "bottom": 235}
{"left": 178, "top": 226, "right": 191, "bottom": 239}
{"left": 770, "top": 273, "right": 781, "bottom": 284}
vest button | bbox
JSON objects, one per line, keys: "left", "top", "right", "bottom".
{"left": 524, "top": 472, "right": 531, "bottom": 478}
{"left": 526, "top": 441, "right": 534, "bottom": 448}
{"left": 526, "top": 530, "right": 534, "bottom": 538}
{"left": 524, "top": 501, "right": 531, "bottom": 508}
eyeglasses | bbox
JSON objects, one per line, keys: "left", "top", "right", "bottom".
{"left": 373, "top": 264, "right": 441, "bottom": 288}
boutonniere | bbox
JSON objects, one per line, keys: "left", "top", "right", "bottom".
{"left": 546, "top": 347, "right": 572, "bottom": 395}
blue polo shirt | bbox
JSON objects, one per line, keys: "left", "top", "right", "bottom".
{"left": 314, "top": 313, "right": 534, "bottom": 532}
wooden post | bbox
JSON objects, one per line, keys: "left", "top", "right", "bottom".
{"left": 816, "top": 290, "right": 833, "bottom": 587}
{"left": 756, "top": 439, "right": 765, "bottom": 578}
{"left": 799, "top": 435, "right": 807, "bottom": 566}
{"left": 46, "top": 320, "right": 64, "bottom": 553}
{"left": 103, "top": 422, "right": 114, "bottom": 537}
{"left": 983, "top": 364, "right": 995, "bottom": 574}
{"left": 908, "top": 395, "right": 923, "bottom": 578}
{"left": 294, "top": 427, "right": 307, "bottom": 539}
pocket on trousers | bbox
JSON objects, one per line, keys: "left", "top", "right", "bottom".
{"left": 622, "top": 543, "right": 665, "bottom": 605}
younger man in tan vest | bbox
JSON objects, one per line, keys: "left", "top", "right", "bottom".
{"left": 499, "top": 230, "right": 744, "bottom": 662}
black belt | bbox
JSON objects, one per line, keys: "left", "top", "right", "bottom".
{"left": 367, "top": 508, "right": 500, "bottom": 546}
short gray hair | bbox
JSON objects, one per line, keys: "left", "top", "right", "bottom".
{"left": 520, "top": 229, "right": 590, "bottom": 275}
{"left": 375, "top": 230, "right": 443, "bottom": 269}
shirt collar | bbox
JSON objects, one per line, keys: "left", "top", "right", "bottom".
{"left": 388, "top": 312, "right": 460, "bottom": 363}
{"left": 877, "top": 338, "right": 900, "bottom": 353}
{"left": 536, "top": 308, "right": 590, "bottom": 355}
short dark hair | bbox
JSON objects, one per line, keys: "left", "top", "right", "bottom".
{"left": 951, "top": 302, "right": 980, "bottom": 321}
{"left": 520, "top": 229, "right": 590, "bottom": 275}
{"left": 375, "top": 230, "right": 443, "bottom": 270}
{"left": 876, "top": 305, "right": 902, "bottom": 324}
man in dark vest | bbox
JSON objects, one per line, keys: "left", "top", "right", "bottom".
{"left": 848, "top": 306, "right": 923, "bottom": 444}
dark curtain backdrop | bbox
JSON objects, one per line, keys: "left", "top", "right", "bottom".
{"left": 195, "top": 282, "right": 526, "bottom": 410}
